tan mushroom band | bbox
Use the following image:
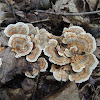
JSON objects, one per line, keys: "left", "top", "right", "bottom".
{"left": 4, "top": 22, "right": 99, "bottom": 83}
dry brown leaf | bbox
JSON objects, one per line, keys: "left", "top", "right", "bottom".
{"left": 0, "top": 47, "right": 29, "bottom": 84}
{"left": 0, "top": 12, "right": 10, "bottom": 25}
{"left": 0, "top": 2, "right": 10, "bottom": 12}
{"left": 0, "top": 30, "right": 29, "bottom": 84}
{"left": 6, "top": 0, "right": 15, "bottom": 5}
{"left": 14, "top": 0, "right": 22, "bottom": 3}
{"left": 97, "top": 0, "right": 100, "bottom": 11}
{"left": 0, "top": 3, "right": 13, "bottom": 25}
{"left": 53, "top": 0, "right": 90, "bottom": 25}
{"left": 94, "top": 38, "right": 100, "bottom": 59}
{"left": 7, "top": 88, "right": 31, "bottom": 100}
{"left": 0, "top": 87, "right": 33, "bottom": 100}
{"left": 21, "top": 78, "right": 35, "bottom": 91}
{"left": 94, "top": 47, "right": 100, "bottom": 59}
{"left": 0, "top": 31, "right": 9, "bottom": 46}
{"left": 53, "top": 0, "right": 69, "bottom": 12}
{"left": 86, "top": 0, "right": 98, "bottom": 11}
{"left": 44, "top": 82, "right": 80, "bottom": 100}
{"left": 96, "top": 38, "right": 100, "bottom": 47}
{"left": 93, "top": 72, "right": 100, "bottom": 76}
{"left": 0, "top": 47, "right": 17, "bottom": 84}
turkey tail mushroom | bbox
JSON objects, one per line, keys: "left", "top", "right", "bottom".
{"left": 69, "top": 54, "right": 99, "bottom": 83}
{"left": 63, "top": 26, "right": 85, "bottom": 35}
{"left": 62, "top": 32, "right": 96, "bottom": 54}
{"left": 37, "top": 57, "right": 48, "bottom": 72}
{"left": 50, "top": 64, "right": 71, "bottom": 82}
{"left": 44, "top": 39, "right": 71, "bottom": 65}
{"left": 25, "top": 68, "right": 39, "bottom": 78}
{"left": 4, "top": 22, "right": 29, "bottom": 37}
{"left": 8, "top": 34, "right": 33, "bottom": 58}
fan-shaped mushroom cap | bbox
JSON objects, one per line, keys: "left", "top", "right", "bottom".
{"left": 35, "top": 28, "right": 53, "bottom": 49}
{"left": 25, "top": 58, "right": 48, "bottom": 78}
{"left": 37, "top": 57, "right": 48, "bottom": 72}
{"left": 63, "top": 26, "right": 85, "bottom": 35}
{"left": 71, "top": 55, "right": 85, "bottom": 72}
{"left": 25, "top": 68, "right": 39, "bottom": 78}
{"left": 69, "top": 67, "right": 91, "bottom": 83}
{"left": 26, "top": 23, "right": 39, "bottom": 36}
{"left": 4, "top": 22, "right": 29, "bottom": 37}
{"left": 71, "top": 54, "right": 99, "bottom": 72}
{"left": 53, "top": 70, "right": 68, "bottom": 82}
{"left": 50, "top": 64, "right": 71, "bottom": 72}
{"left": 8, "top": 34, "right": 33, "bottom": 58}
{"left": 26, "top": 44, "right": 42, "bottom": 62}
{"left": 0, "top": 58, "right": 2, "bottom": 67}
{"left": 69, "top": 54, "right": 99, "bottom": 83}
{"left": 50, "top": 64, "right": 70, "bottom": 82}
{"left": 62, "top": 32, "right": 96, "bottom": 54}
{"left": 44, "top": 39, "right": 71, "bottom": 65}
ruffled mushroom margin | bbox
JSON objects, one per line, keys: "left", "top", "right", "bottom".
{"left": 3, "top": 22, "right": 99, "bottom": 83}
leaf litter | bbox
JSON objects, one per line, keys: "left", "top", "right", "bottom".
{"left": 0, "top": 0, "right": 99, "bottom": 100}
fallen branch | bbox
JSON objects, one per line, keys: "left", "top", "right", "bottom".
{"left": 31, "top": 18, "right": 50, "bottom": 24}
{"left": 34, "top": 10, "right": 100, "bottom": 16}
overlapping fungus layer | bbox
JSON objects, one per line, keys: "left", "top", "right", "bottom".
{"left": 3, "top": 22, "right": 99, "bottom": 83}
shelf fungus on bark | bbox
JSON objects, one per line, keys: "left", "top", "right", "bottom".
{"left": 50, "top": 64, "right": 71, "bottom": 82}
{"left": 62, "top": 32, "right": 96, "bottom": 54}
{"left": 35, "top": 28, "right": 54, "bottom": 49}
{"left": 44, "top": 39, "right": 71, "bottom": 65}
{"left": 26, "top": 23, "right": 39, "bottom": 36}
{"left": 3, "top": 23, "right": 99, "bottom": 83}
{"left": 63, "top": 26, "right": 86, "bottom": 35}
{"left": 26, "top": 38, "right": 42, "bottom": 62}
{"left": 8, "top": 34, "right": 33, "bottom": 58}
{"left": 69, "top": 54, "right": 99, "bottom": 83}
{"left": 62, "top": 26, "right": 99, "bottom": 83}
{"left": 0, "top": 58, "right": 2, "bottom": 67}
{"left": 25, "top": 67, "right": 39, "bottom": 78}
{"left": 37, "top": 57, "right": 48, "bottom": 72}
{"left": 4, "top": 22, "right": 29, "bottom": 37}
{"left": 71, "top": 54, "right": 99, "bottom": 72}
{"left": 25, "top": 57, "right": 48, "bottom": 78}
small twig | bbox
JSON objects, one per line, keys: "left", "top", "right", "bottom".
{"left": 31, "top": 72, "right": 40, "bottom": 100}
{"left": 10, "top": 5, "right": 18, "bottom": 22}
{"left": 30, "top": 18, "right": 50, "bottom": 24}
{"left": 31, "top": 64, "right": 40, "bottom": 100}
{"left": 34, "top": 10, "right": 100, "bottom": 16}
{"left": 4, "top": 0, "right": 18, "bottom": 22}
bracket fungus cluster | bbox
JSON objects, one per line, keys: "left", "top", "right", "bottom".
{"left": 25, "top": 57, "right": 48, "bottom": 78}
{"left": 44, "top": 39, "right": 71, "bottom": 65}
{"left": 3, "top": 22, "right": 99, "bottom": 83}
{"left": 50, "top": 64, "right": 71, "bottom": 82}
